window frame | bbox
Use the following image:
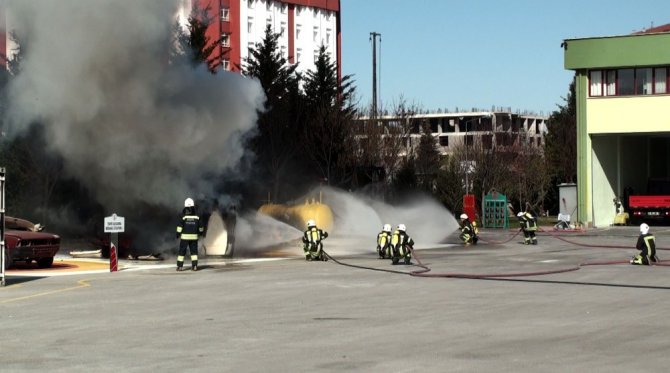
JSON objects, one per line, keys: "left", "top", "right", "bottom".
{"left": 220, "top": 33, "right": 230, "bottom": 47}
{"left": 588, "top": 66, "right": 670, "bottom": 97}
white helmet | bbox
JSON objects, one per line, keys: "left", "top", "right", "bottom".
{"left": 383, "top": 224, "right": 392, "bottom": 233}
{"left": 184, "top": 198, "right": 195, "bottom": 208}
{"left": 397, "top": 224, "right": 406, "bottom": 232}
{"left": 640, "top": 223, "right": 649, "bottom": 235}
{"left": 307, "top": 219, "right": 316, "bottom": 228}
{"left": 517, "top": 212, "right": 524, "bottom": 217}
{"left": 460, "top": 213, "right": 468, "bottom": 220}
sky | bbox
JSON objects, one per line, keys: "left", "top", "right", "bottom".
{"left": 340, "top": 0, "right": 670, "bottom": 116}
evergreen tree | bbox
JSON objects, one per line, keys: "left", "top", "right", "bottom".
{"left": 242, "top": 25, "right": 303, "bottom": 202}
{"left": 545, "top": 77, "right": 577, "bottom": 183}
{"left": 301, "top": 45, "right": 356, "bottom": 186}
{"left": 172, "top": 3, "right": 222, "bottom": 72}
{"left": 414, "top": 123, "right": 441, "bottom": 191}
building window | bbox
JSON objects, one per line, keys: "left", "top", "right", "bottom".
{"left": 248, "top": 42, "right": 255, "bottom": 54}
{"left": 222, "top": 59, "right": 230, "bottom": 71}
{"left": 636, "top": 68, "right": 652, "bottom": 95}
{"left": 438, "top": 136, "right": 449, "bottom": 147}
{"left": 605, "top": 70, "right": 616, "bottom": 96}
{"left": 617, "top": 69, "right": 634, "bottom": 96}
{"left": 248, "top": 17, "right": 254, "bottom": 33}
{"left": 589, "top": 70, "right": 602, "bottom": 96}
{"left": 314, "top": 50, "right": 319, "bottom": 63}
{"left": 221, "top": 7, "right": 229, "bottom": 21}
{"left": 281, "top": 4, "right": 287, "bottom": 14}
{"left": 655, "top": 67, "right": 667, "bottom": 94}
{"left": 296, "top": 48, "right": 302, "bottom": 63}
{"left": 296, "top": 24, "right": 301, "bottom": 39}
{"left": 280, "top": 21, "right": 286, "bottom": 36}
{"left": 248, "top": 0, "right": 254, "bottom": 9}
{"left": 280, "top": 45, "right": 287, "bottom": 57}
{"left": 313, "top": 26, "right": 318, "bottom": 42}
{"left": 266, "top": 1, "right": 272, "bottom": 11}
{"left": 221, "top": 33, "right": 230, "bottom": 47}
{"left": 266, "top": 16, "right": 272, "bottom": 27}
{"left": 296, "top": 6, "right": 302, "bottom": 15}
{"left": 326, "top": 28, "right": 331, "bottom": 44}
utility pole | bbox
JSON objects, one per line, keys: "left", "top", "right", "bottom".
{"left": 370, "top": 32, "right": 381, "bottom": 123}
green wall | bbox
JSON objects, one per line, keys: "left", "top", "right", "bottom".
{"left": 564, "top": 33, "right": 670, "bottom": 69}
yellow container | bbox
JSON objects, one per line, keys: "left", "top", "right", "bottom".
{"left": 258, "top": 201, "right": 334, "bottom": 231}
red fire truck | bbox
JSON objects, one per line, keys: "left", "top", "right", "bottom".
{"left": 628, "top": 178, "right": 670, "bottom": 225}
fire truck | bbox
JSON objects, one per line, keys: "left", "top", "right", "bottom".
{"left": 628, "top": 178, "right": 670, "bottom": 225}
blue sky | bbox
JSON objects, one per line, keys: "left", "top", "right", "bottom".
{"left": 340, "top": 0, "right": 670, "bottom": 116}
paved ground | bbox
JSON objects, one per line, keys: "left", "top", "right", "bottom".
{"left": 1, "top": 225, "right": 669, "bottom": 372}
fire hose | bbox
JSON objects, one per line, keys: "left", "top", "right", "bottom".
{"left": 321, "top": 227, "right": 670, "bottom": 287}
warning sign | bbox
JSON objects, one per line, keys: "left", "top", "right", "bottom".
{"left": 104, "top": 214, "right": 125, "bottom": 233}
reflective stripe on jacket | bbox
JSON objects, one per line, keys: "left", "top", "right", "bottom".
{"left": 177, "top": 215, "right": 203, "bottom": 241}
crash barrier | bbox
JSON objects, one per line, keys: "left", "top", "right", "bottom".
{"left": 482, "top": 191, "right": 509, "bottom": 229}
{"left": 258, "top": 201, "right": 333, "bottom": 231}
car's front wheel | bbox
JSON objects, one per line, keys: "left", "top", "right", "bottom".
{"left": 37, "top": 257, "right": 54, "bottom": 268}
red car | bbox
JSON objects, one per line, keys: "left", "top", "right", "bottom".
{"left": 3, "top": 217, "right": 60, "bottom": 269}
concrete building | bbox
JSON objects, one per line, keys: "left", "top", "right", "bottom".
{"left": 563, "top": 24, "right": 670, "bottom": 227}
{"left": 180, "top": 0, "right": 341, "bottom": 78}
{"left": 358, "top": 110, "right": 548, "bottom": 157}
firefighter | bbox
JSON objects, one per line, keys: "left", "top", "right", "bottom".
{"left": 390, "top": 224, "right": 414, "bottom": 265}
{"left": 459, "top": 213, "right": 478, "bottom": 245}
{"left": 631, "top": 223, "right": 659, "bottom": 265}
{"left": 376, "top": 224, "right": 392, "bottom": 259}
{"left": 517, "top": 210, "right": 538, "bottom": 245}
{"left": 176, "top": 197, "right": 204, "bottom": 271}
{"left": 303, "top": 219, "right": 328, "bottom": 261}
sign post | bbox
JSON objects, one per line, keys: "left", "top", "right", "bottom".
{"left": 104, "top": 213, "right": 125, "bottom": 272}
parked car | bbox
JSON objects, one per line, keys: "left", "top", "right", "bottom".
{"left": 3, "top": 216, "right": 60, "bottom": 269}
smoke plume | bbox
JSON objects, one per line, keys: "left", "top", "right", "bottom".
{"left": 4, "top": 0, "right": 264, "bottom": 214}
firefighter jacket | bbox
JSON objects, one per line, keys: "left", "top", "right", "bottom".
{"left": 518, "top": 212, "right": 538, "bottom": 231}
{"left": 461, "top": 219, "right": 476, "bottom": 236}
{"left": 303, "top": 227, "right": 328, "bottom": 245}
{"left": 636, "top": 233, "right": 656, "bottom": 257}
{"left": 177, "top": 214, "right": 204, "bottom": 241}
{"left": 391, "top": 230, "right": 414, "bottom": 250}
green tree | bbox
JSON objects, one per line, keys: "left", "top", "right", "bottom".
{"left": 414, "top": 123, "right": 440, "bottom": 191}
{"left": 545, "top": 77, "right": 577, "bottom": 183}
{"left": 435, "top": 156, "right": 464, "bottom": 214}
{"left": 172, "top": 3, "right": 222, "bottom": 72}
{"left": 242, "top": 25, "right": 302, "bottom": 202}
{"left": 301, "top": 45, "right": 356, "bottom": 186}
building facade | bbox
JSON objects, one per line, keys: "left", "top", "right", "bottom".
{"left": 563, "top": 25, "right": 670, "bottom": 227}
{"left": 181, "top": 0, "right": 341, "bottom": 78}
{"left": 358, "top": 110, "right": 547, "bottom": 157}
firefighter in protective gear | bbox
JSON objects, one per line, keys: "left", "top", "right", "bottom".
{"left": 631, "top": 223, "right": 658, "bottom": 265}
{"left": 176, "top": 197, "right": 204, "bottom": 271}
{"left": 376, "top": 224, "right": 392, "bottom": 259}
{"left": 390, "top": 224, "right": 414, "bottom": 265}
{"left": 459, "top": 213, "right": 478, "bottom": 245}
{"left": 303, "top": 219, "right": 328, "bottom": 261}
{"left": 517, "top": 211, "right": 538, "bottom": 245}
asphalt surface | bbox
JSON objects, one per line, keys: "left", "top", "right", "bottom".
{"left": 2, "top": 225, "right": 670, "bottom": 372}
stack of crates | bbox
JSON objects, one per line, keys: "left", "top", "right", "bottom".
{"left": 483, "top": 191, "right": 509, "bottom": 229}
